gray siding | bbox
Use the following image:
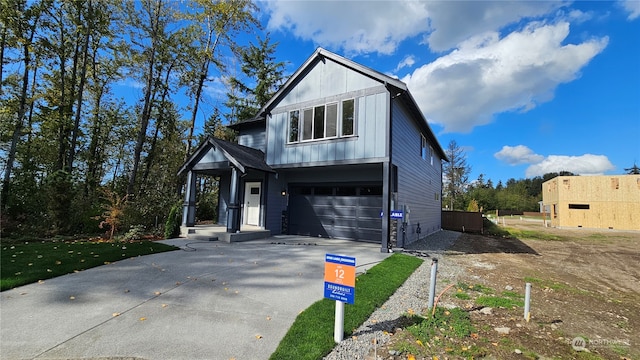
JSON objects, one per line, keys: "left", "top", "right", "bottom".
{"left": 238, "top": 127, "right": 266, "bottom": 152}
{"left": 266, "top": 91, "right": 388, "bottom": 166}
{"left": 277, "top": 58, "right": 380, "bottom": 107}
{"left": 391, "top": 99, "right": 443, "bottom": 245}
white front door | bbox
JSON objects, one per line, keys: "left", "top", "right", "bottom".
{"left": 243, "top": 182, "right": 261, "bottom": 226}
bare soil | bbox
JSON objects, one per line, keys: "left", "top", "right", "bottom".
{"left": 378, "top": 219, "right": 640, "bottom": 359}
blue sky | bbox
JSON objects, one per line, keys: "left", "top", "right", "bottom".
{"left": 234, "top": 0, "right": 639, "bottom": 184}
{"left": 109, "top": 1, "right": 640, "bottom": 185}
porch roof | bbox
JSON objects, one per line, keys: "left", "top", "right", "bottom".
{"left": 178, "top": 137, "right": 275, "bottom": 176}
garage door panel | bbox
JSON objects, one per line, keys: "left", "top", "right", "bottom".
{"left": 333, "top": 206, "right": 357, "bottom": 217}
{"left": 314, "top": 206, "right": 336, "bottom": 217}
{"left": 333, "top": 218, "right": 357, "bottom": 227}
{"left": 289, "top": 185, "right": 382, "bottom": 241}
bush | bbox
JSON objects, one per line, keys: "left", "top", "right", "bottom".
{"left": 122, "top": 224, "right": 146, "bottom": 241}
{"left": 164, "top": 204, "right": 182, "bottom": 239}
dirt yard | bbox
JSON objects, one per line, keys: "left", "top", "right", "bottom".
{"left": 380, "top": 219, "right": 640, "bottom": 359}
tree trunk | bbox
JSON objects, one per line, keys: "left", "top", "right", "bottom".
{"left": 1, "top": 24, "right": 36, "bottom": 209}
{"left": 142, "top": 61, "right": 175, "bottom": 190}
{"left": 55, "top": 15, "right": 68, "bottom": 172}
{"left": 67, "top": 0, "right": 93, "bottom": 173}
{"left": 0, "top": 24, "right": 6, "bottom": 96}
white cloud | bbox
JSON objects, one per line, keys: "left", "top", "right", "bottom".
{"left": 422, "top": 1, "right": 567, "bottom": 51}
{"left": 262, "top": 1, "right": 568, "bottom": 54}
{"left": 621, "top": 0, "right": 640, "bottom": 20}
{"left": 495, "top": 145, "right": 615, "bottom": 177}
{"left": 525, "top": 154, "right": 615, "bottom": 177}
{"left": 395, "top": 55, "right": 416, "bottom": 72}
{"left": 403, "top": 22, "right": 608, "bottom": 133}
{"left": 263, "top": 1, "right": 430, "bottom": 55}
{"left": 494, "top": 145, "right": 544, "bottom": 165}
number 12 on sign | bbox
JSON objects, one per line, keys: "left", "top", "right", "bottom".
{"left": 324, "top": 254, "right": 356, "bottom": 304}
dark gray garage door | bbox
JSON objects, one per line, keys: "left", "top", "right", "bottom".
{"left": 288, "top": 185, "right": 382, "bottom": 241}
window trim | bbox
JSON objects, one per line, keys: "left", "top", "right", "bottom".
{"left": 341, "top": 98, "right": 356, "bottom": 137}
{"left": 287, "top": 98, "right": 356, "bottom": 144}
{"left": 288, "top": 110, "right": 300, "bottom": 143}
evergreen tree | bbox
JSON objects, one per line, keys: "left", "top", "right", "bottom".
{"left": 624, "top": 163, "right": 640, "bottom": 174}
{"left": 225, "top": 33, "right": 286, "bottom": 124}
{"left": 443, "top": 139, "right": 471, "bottom": 211}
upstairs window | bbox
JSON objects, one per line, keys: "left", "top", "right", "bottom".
{"left": 288, "top": 98, "right": 356, "bottom": 143}
{"left": 289, "top": 110, "right": 299, "bottom": 142}
{"left": 421, "top": 135, "right": 428, "bottom": 160}
{"left": 326, "top": 103, "right": 338, "bottom": 137}
{"left": 430, "top": 145, "right": 434, "bottom": 165}
{"left": 313, "top": 106, "right": 325, "bottom": 139}
{"left": 302, "top": 108, "right": 313, "bottom": 140}
{"left": 342, "top": 99, "right": 354, "bottom": 136}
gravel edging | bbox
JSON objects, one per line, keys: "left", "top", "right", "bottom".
{"left": 323, "top": 230, "right": 464, "bottom": 360}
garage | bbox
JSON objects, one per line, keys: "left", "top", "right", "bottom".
{"left": 288, "top": 184, "right": 382, "bottom": 241}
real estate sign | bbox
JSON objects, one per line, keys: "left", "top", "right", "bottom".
{"left": 323, "top": 254, "right": 356, "bottom": 304}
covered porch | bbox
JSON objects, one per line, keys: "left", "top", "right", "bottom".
{"left": 177, "top": 137, "right": 276, "bottom": 239}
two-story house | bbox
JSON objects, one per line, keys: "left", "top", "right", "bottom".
{"left": 178, "top": 48, "right": 447, "bottom": 251}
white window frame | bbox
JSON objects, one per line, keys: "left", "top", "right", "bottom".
{"left": 287, "top": 98, "right": 357, "bottom": 143}
{"left": 288, "top": 110, "right": 300, "bottom": 143}
{"left": 341, "top": 98, "right": 356, "bottom": 137}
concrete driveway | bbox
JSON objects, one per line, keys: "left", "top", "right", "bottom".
{"left": 0, "top": 236, "right": 390, "bottom": 360}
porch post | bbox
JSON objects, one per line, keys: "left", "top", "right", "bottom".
{"left": 227, "top": 166, "right": 241, "bottom": 233}
{"left": 182, "top": 170, "right": 197, "bottom": 226}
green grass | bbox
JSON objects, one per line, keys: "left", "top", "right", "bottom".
{"left": 268, "top": 253, "right": 423, "bottom": 360}
{"left": 393, "top": 307, "right": 486, "bottom": 358}
{"left": 504, "top": 228, "right": 565, "bottom": 241}
{"left": 455, "top": 292, "right": 471, "bottom": 300}
{"left": 476, "top": 295, "right": 524, "bottom": 308}
{"left": 1, "top": 240, "right": 178, "bottom": 291}
{"left": 408, "top": 307, "right": 475, "bottom": 340}
{"left": 501, "top": 290, "right": 524, "bottom": 299}
{"left": 524, "top": 276, "right": 590, "bottom": 296}
{"left": 483, "top": 218, "right": 511, "bottom": 237}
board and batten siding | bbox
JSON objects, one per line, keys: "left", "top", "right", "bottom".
{"left": 391, "top": 99, "right": 443, "bottom": 244}
{"left": 276, "top": 57, "right": 381, "bottom": 108}
{"left": 237, "top": 127, "right": 266, "bottom": 152}
{"left": 266, "top": 91, "right": 387, "bottom": 166}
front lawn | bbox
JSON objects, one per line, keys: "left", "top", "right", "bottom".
{"left": 269, "top": 253, "right": 423, "bottom": 360}
{"left": 1, "top": 239, "right": 178, "bottom": 291}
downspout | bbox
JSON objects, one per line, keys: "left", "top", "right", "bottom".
{"left": 381, "top": 87, "right": 393, "bottom": 252}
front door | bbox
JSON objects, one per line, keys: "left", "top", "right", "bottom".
{"left": 243, "top": 182, "right": 261, "bottom": 226}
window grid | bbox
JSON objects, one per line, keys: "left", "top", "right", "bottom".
{"left": 288, "top": 99, "right": 355, "bottom": 144}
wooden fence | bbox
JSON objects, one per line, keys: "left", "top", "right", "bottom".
{"left": 442, "top": 211, "right": 483, "bottom": 233}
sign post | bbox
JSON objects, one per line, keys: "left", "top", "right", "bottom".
{"left": 324, "top": 254, "right": 356, "bottom": 343}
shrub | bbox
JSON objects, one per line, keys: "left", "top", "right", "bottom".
{"left": 122, "top": 224, "right": 146, "bottom": 241}
{"left": 164, "top": 204, "right": 182, "bottom": 239}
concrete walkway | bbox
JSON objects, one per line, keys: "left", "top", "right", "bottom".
{"left": 1, "top": 236, "right": 390, "bottom": 360}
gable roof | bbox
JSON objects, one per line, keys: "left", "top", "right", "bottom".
{"left": 229, "top": 47, "right": 447, "bottom": 161}
{"left": 178, "top": 137, "right": 274, "bottom": 176}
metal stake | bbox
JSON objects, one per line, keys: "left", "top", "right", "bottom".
{"left": 428, "top": 258, "right": 438, "bottom": 309}
{"left": 524, "top": 282, "right": 532, "bottom": 322}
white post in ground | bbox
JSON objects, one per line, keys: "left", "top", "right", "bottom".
{"left": 334, "top": 300, "right": 344, "bottom": 343}
{"left": 524, "top": 282, "right": 532, "bottom": 322}
{"left": 427, "top": 258, "right": 438, "bottom": 309}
